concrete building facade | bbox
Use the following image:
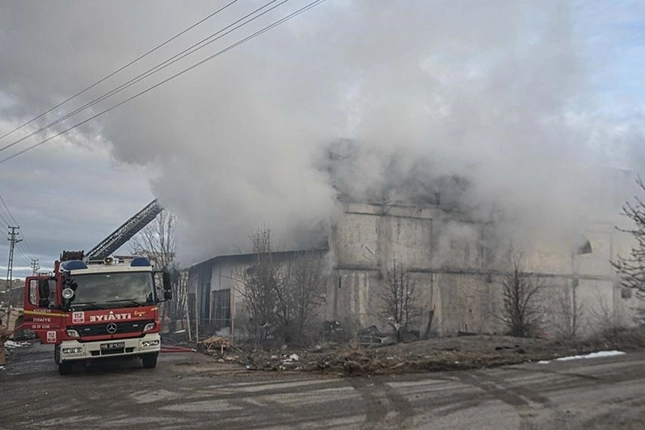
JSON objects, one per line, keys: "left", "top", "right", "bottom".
{"left": 188, "top": 198, "right": 640, "bottom": 339}
{"left": 328, "top": 201, "right": 636, "bottom": 337}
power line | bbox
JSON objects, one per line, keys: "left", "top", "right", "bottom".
{"left": 16, "top": 236, "right": 37, "bottom": 260}
{"left": 0, "top": 192, "right": 11, "bottom": 227}
{"left": 16, "top": 255, "right": 32, "bottom": 267}
{"left": 0, "top": 191, "right": 37, "bottom": 259}
{"left": 0, "top": 0, "right": 284, "bottom": 156}
{"left": 0, "top": 192, "right": 18, "bottom": 226}
{"left": 0, "top": 194, "right": 11, "bottom": 226}
{"left": 10, "top": 237, "right": 36, "bottom": 264}
{"left": 0, "top": 210, "right": 10, "bottom": 229}
{"left": 0, "top": 0, "right": 329, "bottom": 165}
{"left": 16, "top": 242, "right": 35, "bottom": 262}
{"left": 0, "top": 0, "right": 241, "bottom": 143}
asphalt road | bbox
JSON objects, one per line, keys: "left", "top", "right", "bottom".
{"left": 1, "top": 344, "right": 645, "bottom": 430}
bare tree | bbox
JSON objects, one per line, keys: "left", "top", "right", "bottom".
{"left": 238, "top": 228, "right": 281, "bottom": 344}
{"left": 378, "top": 259, "right": 419, "bottom": 342}
{"left": 283, "top": 251, "right": 326, "bottom": 345}
{"left": 238, "top": 228, "right": 327, "bottom": 346}
{"left": 130, "top": 211, "right": 186, "bottom": 331}
{"left": 131, "top": 211, "right": 176, "bottom": 268}
{"left": 500, "top": 253, "right": 542, "bottom": 337}
{"left": 551, "top": 283, "right": 585, "bottom": 340}
{"left": 590, "top": 289, "right": 629, "bottom": 338}
{"left": 613, "top": 177, "right": 645, "bottom": 324}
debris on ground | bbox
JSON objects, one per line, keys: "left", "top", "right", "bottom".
{"left": 199, "top": 328, "right": 645, "bottom": 377}
{"left": 283, "top": 353, "right": 299, "bottom": 364}
{"left": 5, "top": 340, "right": 31, "bottom": 349}
{"left": 358, "top": 325, "right": 389, "bottom": 347}
{"left": 200, "top": 335, "right": 240, "bottom": 354}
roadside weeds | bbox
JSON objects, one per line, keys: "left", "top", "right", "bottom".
{"left": 193, "top": 329, "right": 645, "bottom": 377}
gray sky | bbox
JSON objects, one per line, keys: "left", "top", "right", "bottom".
{"left": 1, "top": 0, "right": 644, "bottom": 278}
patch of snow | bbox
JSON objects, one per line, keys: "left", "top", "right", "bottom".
{"left": 538, "top": 350, "right": 625, "bottom": 364}
{"left": 555, "top": 350, "right": 625, "bottom": 361}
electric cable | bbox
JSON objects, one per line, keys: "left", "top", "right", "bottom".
{"left": 0, "top": 0, "right": 283, "bottom": 155}
{"left": 0, "top": 0, "right": 329, "bottom": 165}
{"left": 0, "top": 0, "right": 240, "bottom": 143}
{"left": 0, "top": 191, "right": 38, "bottom": 259}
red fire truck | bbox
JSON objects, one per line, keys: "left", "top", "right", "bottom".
{"left": 22, "top": 253, "right": 172, "bottom": 374}
{"left": 20, "top": 200, "right": 172, "bottom": 375}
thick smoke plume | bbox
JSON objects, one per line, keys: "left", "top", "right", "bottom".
{"left": 1, "top": 1, "right": 643, "bottom": 263}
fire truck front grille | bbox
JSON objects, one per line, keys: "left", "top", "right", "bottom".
{"left": 70, "top": 320, "right": 154, "bottom": 337}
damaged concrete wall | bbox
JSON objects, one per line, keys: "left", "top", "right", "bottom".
{"left": 334, "top": 202, "right": 436, "bottom": 269}
{"left": 432, "top": 273, "right": 497, "bottom": 335}
{"left": 329, "top": 201, "right": 640, "bottom": 338}
{"left": 188, "top": 198, "right": 641, "bottom": 340}
{"left": 331, "top": 202, "right": 495, "bottom": 335}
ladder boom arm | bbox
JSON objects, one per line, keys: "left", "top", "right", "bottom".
{"left": 85, "top": 199, "right": 163, "bottom": 261}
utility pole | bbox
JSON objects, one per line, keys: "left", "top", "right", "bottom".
{"left": 30, "top": 258, "right": 40, "bottom": 275}
{"left": 6, "top": 226, "right": 22, "bottom": 308}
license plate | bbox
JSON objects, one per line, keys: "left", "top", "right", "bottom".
{"left": 100, "top": 342, "right": 125, "bottom": 350}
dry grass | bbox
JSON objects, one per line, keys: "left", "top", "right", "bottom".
{"left": 199, "top": 329, "right": 645, "bottom": 377}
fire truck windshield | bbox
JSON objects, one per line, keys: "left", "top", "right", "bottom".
{"left": 69, "top": 272, "right": 155, "bottom": 309}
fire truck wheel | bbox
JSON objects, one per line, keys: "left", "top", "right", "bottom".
{"left": 58, "top": 362, "right": 73, "bottom": 375}
{"left": 142, "top": 353, "right": 158, "bottom": 369}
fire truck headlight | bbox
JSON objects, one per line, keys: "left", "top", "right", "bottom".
{"left": 143, "top": 322, "right": 156, "bottom": 332}
{"left": 62, "top": 288, "right": 75, "bottom": 300}
{"left": 66, "top": 330, "right": 80, "bottom": 338}
{"left": 62, "top": 347, "right": 83, "bottom": 354}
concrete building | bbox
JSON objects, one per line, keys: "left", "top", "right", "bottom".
{"left": 187, "top": 201, "right": 638, "bottom": 339}
{"left": 329, "top": 201, "right": 636, "bottom": 337}
{"left": 187, "top": 165, "right": 642, "bottom": 339}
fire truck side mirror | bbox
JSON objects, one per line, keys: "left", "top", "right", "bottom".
{"left": 162, "top": 271, "right": 172, "bottom": 301}
{"left": 162, "top": 272, "right": 171, "bottom": 290}
{"left": 38, "top": 279, "right": 50, "bottom": 308}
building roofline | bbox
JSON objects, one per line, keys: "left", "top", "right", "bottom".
{"left": 189, "top": 248, "right": 329, "bottom": 272}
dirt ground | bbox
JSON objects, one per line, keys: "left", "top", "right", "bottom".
{"left": 194, "top": 328, "right": 645, "bottom": 376}
{"left": 5, "top": 343, "right": 645, "bottom": 429}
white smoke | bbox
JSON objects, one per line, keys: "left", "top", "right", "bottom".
{"left": 1, "top": 0, "right": 644, "bottom": 263}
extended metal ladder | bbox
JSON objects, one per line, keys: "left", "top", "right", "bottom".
{"left": 85, "top": 199, "right": 163, "bottom": 261}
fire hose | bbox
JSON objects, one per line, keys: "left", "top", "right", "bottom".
{"left": 160, "top": 345, "right": 196, "bottom": 353}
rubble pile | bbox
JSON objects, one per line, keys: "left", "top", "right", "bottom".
{"left": 195, "top": 336, "right": 544, "bottom": 375}
{"left": 200, "top": 335, "right": 239, "bottom": 354}
{"left": 196, "top": 329, "right": 645, "bottom": 377}
{"left": 306, "top": 349, "right": 524, "bottom": 376}
{"left": 242, "top": 351, "right": 304, "bottom": 371}
{"left": 311, "top": 350, "right": 395, "bottom": 375}
{"left": 197, "top": 336, "right": 246, "bottom": 365}
{"left": 357, "top": 325, "right": 396, "bottom": 348}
